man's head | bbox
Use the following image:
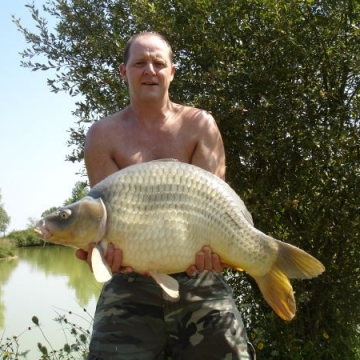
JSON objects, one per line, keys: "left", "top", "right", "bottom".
{"left": 123, "top": 32, "right": 173, "bottom": 65}
{"left": 119, "top": 32, "right": 175, "bottom": 103}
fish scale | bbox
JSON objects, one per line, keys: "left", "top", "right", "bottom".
{"left": 35, "top": 159, "right": 325, "bottom": 320}
{"left": 89, "top": 161, "right": 286, "bottom": 275}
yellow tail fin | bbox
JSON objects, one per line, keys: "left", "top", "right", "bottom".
{"left": 254, "top": 265, "right": 296, "bottom": 321}
{"left": 253, "top": 241, "right": 325, "bottom": 321}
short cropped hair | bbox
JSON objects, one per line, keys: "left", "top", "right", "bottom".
{"left": 123, "top": 32, "right": 173, "bottom": 65}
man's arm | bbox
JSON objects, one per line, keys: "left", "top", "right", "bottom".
{"left": 185, "top": 110, "right": 226, "bottom": 276}
{"left": 84, "top": 120, "right": 120, "bottom": 187}
{"left": 190, "top": 111, "right": 226, "bottom": 180}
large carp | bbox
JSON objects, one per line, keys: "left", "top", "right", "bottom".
{"left": 35, "top": 159, "right": 324, "bottom": 321}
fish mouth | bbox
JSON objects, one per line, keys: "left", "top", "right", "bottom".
{"left": 34, "top": 220, "right": 52, "bottom": 240}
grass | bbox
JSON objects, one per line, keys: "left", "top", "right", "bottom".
{"left": 0, "top": 308, "right": 92, "bottom": 360}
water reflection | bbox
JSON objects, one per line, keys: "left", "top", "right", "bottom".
{"left": 0, "top": 246, "right": 101, "bottom": 359}
{"left": 19, "top": 246, "right": 100, "bottom": 305}
{"left": 0, "top": 257, "right": 19, "bottom": 328}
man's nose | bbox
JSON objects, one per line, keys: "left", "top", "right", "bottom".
{"left": 144, "top": 63, "right": 156, "bottom": 75}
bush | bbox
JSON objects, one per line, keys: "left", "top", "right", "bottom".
{"left": 0, "top": 237, "right": 16, "bottom": 259}
{"left": 6, "top": 229, "right": 45, "bottom": 248}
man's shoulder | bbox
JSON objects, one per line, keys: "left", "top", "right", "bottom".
{"left": 177, "top": 105, "right": 221, "bottom": 144}
{"left": 100, "top": 109, "right": 127, "bottom": 125}
{"left": 85, "top": 111, "right": 128, "bottom": 146}
{"left": 178, "top": 104, "right": 213, "bottom": 122}
{"left": 180, "top": 104, "right": 209, "bottom": 115}
{"left": 89, "top": 109, "right": 127, "bottom": 132}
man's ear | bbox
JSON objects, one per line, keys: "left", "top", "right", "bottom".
{"left": 170, "top": 64, "right": 176, "bottom": 82}
{"left": 119, "top": 63, "right": 127, "bottom": 82}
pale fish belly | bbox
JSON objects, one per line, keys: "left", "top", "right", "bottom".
{"left": 89, "top": 160, "right": 278, "bottom": 275}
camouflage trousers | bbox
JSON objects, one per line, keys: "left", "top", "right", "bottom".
{"left": 87, "top": 271, "right": 255, "bottom": 360}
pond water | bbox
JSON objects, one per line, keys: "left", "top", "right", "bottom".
{"left": 0, "top": 246, "right": 102, "bottom": 359}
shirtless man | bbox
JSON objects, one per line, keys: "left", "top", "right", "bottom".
{"left": 77, "top": 32, "right": 254, "bottom": 360}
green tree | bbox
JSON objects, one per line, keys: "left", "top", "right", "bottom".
{"left": 41, "top": 206, "right": 59, "bottom": 218}
{"left": 39, "top": 181, "right": 88, "bottom": 218}
{"left": 64, "top": 181, "right": 89, "bottom": 205}
{"left": 0, "top": 189, "right": 10, "bottom": 236}
{"left": 14, "top": 0, "right": 360, "bottom": 358}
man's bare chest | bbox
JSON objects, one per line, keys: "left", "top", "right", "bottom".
{"left": 111, "top": 129, "right": 196, "bottom": 166}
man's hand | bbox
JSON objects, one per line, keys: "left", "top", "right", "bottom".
{"left": 186, "top": 246, "right": 224, "bottom": 277}
{"left": 75, "top": 243, "right": 133, "bottom": 274}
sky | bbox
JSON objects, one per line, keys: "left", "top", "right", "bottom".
{"left": 0, "top": 1, "right": 82, "bottom": 231}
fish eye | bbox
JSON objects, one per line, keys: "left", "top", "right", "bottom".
{"left": 59, "top": 209, "right": 72, "bottom": 220}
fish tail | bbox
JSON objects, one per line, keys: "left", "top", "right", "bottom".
{"left": 253, "top": 241, "right": 325, "bottom": 321}
{"left": 275, "top": 240, "right": 325, "bottom": 279}
{"left": 254, "top": 264, "right": 296, "bottom": 321}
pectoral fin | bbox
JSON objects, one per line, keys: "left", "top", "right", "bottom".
{"left": 92, "top": 242, "right": 112, "bottom": 283}
{"left": 149, "top": 271, "right": 180, "bottom": 301}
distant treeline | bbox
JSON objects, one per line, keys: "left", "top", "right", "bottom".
{"left": 0, "top": 228, "right": 54, "bottom": 259}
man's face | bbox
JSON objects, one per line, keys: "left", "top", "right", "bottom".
{"left": 120, "top": 35, "right": 175, "bottom": 102}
